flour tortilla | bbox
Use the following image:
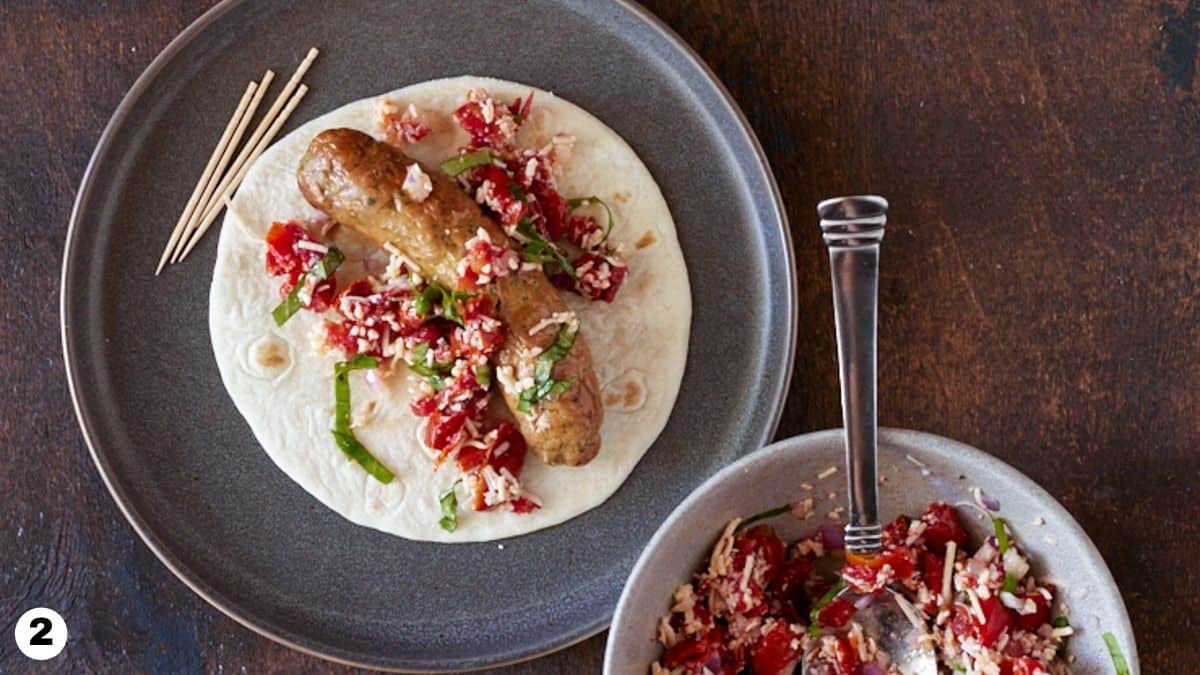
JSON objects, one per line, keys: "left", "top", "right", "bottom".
{"left": 210, "top": 76, "right": 690, "bottom": 541}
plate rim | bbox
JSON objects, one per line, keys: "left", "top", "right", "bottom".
{"left": 603, "top": 427, "right": 1139, "bottom": 673}
{"left": 59, "top": 0, "right": 797, "bottom": 670}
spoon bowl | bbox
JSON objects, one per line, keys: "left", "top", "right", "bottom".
{"left": 603, "top": 429, "right": 1137, "bottom": 675}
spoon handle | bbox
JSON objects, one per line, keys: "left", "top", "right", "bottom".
{"left": 819, "top": 196, "right": 888, "bottom": 555}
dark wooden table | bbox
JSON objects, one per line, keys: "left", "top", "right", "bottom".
{"left": 2, "top": 1, "right": 1196, "bottom": 672}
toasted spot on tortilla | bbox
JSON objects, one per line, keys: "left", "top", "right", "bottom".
{"left": 636, "top": 230, "right": 657, "bottom": 249}
{"left": 242, "top": 334, "right": 293, "bottom": 381}
{"left": 255, "top": 340, "right": 288, "bottom": 367}
{"left": 612, "top": 190, "right": 632, "bottom": 204}
{"left": 603, "top": 369, "right": 647, "bottom": 412}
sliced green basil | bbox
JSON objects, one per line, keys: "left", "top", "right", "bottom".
{"left": 738, "top": 504, "right": 791, "bottom": 529}
{"left": 272, "top": 247, "right": 344, "bottom": 326}
{"left": 415, "top": 283, "right": 472, "bottom": 326}
{"left": 474, "top": 364, "right": 492, "bottom": 389}
{"left": 330, "top": 357, "right": 392, "bottom": 484}
{"left": 1103, "top": 632, "right": 1131, "bottom": 675}
{"left": 331, "top": 429, "right": 395, "bottom": 484}
{"left": 408, "top": 342, "right": 450, "bottom": 390}
{"left": 517, "top": 324, "right": 577, "bottom": 412}
{"left": 808, "top": 579, "right": 846, "bottom": 637}
{"left": 517, "top": 218, "right": 575, "bottom": 279}
{"left": 438, "top": 482, "right": 460, "bottom": 532}
{"left": 440, "top": 149, "right": 494, "bottom": 176}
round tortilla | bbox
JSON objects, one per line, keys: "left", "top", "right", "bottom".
{"left": 210, "top": 76, "right": 690, "bottom": 541}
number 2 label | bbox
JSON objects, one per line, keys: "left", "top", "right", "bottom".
{"left": 14, "top": 608, "right": 67, "bottom": 660}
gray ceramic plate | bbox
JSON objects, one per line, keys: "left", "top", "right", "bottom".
{"left": 61, "top": 0, "right": 794, "bottom": 671}
{"left": 606, "top": 429, "right": 1139, "bottom": 674}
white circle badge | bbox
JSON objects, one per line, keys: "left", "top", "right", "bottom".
{"left": 14, "top": 607, "right": 68, "bottom": 660}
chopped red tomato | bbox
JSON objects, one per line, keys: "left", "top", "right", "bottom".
{"left": 458, "top": 232, "right": 519, "bottom": 289}
{"left": 487, "top": 423, "right": 526, "bottom": 476}
{"left": 529, "top": 182, "right": 568, "bottom": 241}
{"left": 323, "top": 280, "right": 413, "bottom": 358}
{"left": 472, "top": 165, "right": 527, "bottom": 226}
{"left": 573, "top": 251, "right": 627, "bottom": 302}
{"left": 566, "top": 213, "right": 604, "bottom": 249}
{"left": 883, "top": 514, "right": 910, "bottom": 545}
{"left": 452, "top": 297, "right": 505, "bottom": 360}
{"left": 1014, "top": 586, "right": 1053, "bottom": 631}
{"left": 920, "top": 551, "right": 945, "bottom": 585}
{"left": 817, "top": 596, "right": 856, "bottom": 631}
{"left": 976, "top": 596, "right": 1015, "bottom": 647}
{"left": 265, "top": 221, "right": 337, "bottom": 312}
{"left": 453, "top": 89, "right": 527, "bottom": 151}
{"left": 832, "top": 634, "right": 862, "bottom": 673}
{"left": 919, "top": 502, "right": 969, "bottom": 555}
{"left": 733, "top": 526, "right": 786, "bottom": 585}
{"left": 424, "top": 407, "right": 469, "bottom": 454}
{"left": 843, "top": 547, "right": 916, "bottom": 592}
{"left": 511, "top": 497, "right": 540, "bottom": 514}
{"left": 1005, "top": 656, "right": 1049, "bottom": 675}
{"left": 750, "top": 622, "right": 802, "bottom": 675}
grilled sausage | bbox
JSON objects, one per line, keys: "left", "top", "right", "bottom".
{"left": 297, "top": 128, "right": 602, "bottom": 466}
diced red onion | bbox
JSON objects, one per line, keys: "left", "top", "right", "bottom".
{"left": 819, "top": 524, "right": 845, "bottom": 549}
{"left": 362, "top": 257, "right": 375, "bottom": 272}
{"left": 981, "top": 494, "right": 1001, "bottom": 512}
{"left": 702, "top": 654, "right": 722, "bottom": 673}
{"left": 864, "top": 664, "right": 886, "bottom": 675}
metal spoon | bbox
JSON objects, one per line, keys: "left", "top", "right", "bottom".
{"left": 804, "top": 196, "right": 936, "bottom": 675}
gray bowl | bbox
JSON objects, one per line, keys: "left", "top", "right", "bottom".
{"left": 605, "top": 428, "right": 1138, "bottom": 674}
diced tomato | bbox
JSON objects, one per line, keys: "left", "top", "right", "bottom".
{"left": 843, "top": 547, "right": 915, "bottom": 592}
{"left": 1014, "top": 586, "right": 1053, "bottom": 631}
{"left": 325, "top": 321, "right": 358, "bottom": 356}
{"left": 662, "top": 625, "right": 727, "bottom": 671}
{"left": 919, "top": 502, "right": 969, "bottom": 555}
{"left": 1006, "top": 656, "right": 1049, "bottom": 675}
{"left": 817, "top": 596, "right": 856, "bottom": 631}
{"left": 266, "top": 221, "right": 337, "bottom": 312}
{"left": 734, "top": 526, "right": 786, "bottom": 585}
{"left": 455, "top": 443, "right": 488, "bottom": 473}
{"left": 977, "top": 596, "right": 1015, "bottom": 648}
{"left": 487, "top": 423, "right": 527, "bottom": 477}
{"left": 324, "top": 280, "right": 412, "bottom": 357}
{"left": 530, "top": 182, "right": 568, "bottom": 241}
{"left": 511, "top": 497, "right": 540, "bottom": 513}
{"left": 474, "top": 165, "right": 527, "bottom": 226}
{"left": 566, "top": 214, "right": 604, "bottom": 249}
{"left": 266, "top": 222, "right": 309, "bottom": 276}
{"left": 921, "top": 551, "right": 945, "bottom": 586}
{"left": 773, "top": 556, "right": 815, "bottom": 597}
{"left": 832, "top": 635, "right": 862, "bottom": 673}
{"left": 772, "top": 556, "right": 815, "bottom": 622}
{"left": 451, "top": 297, "right": 505, "bottom": 359}
{"left": 573, "top": 251, "right": 627, "bottom": 302}
{"left": 750, "top": 622, "right": 801, "bottom": 675}
{"left": 452, "top": 89, "right": 527, "bottom": 151}
{"left": 509, "top": 91, "right": 534, "bottom": 121}
{"left": 424, "top": 408, "right": 468, "bottom": 453}
{"left": 458, "top": 234, "right": 518, "bottom": 289}
{"left": 883, "top": 515, "right": 910, "bottom": 545}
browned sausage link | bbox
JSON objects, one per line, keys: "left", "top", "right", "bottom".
{"left": 298, "top": 128, "right": 602, "bottom": 466}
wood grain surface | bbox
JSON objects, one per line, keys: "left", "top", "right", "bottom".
{"left": 2, "top": 0, "right": 1196, "bottom": 672}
